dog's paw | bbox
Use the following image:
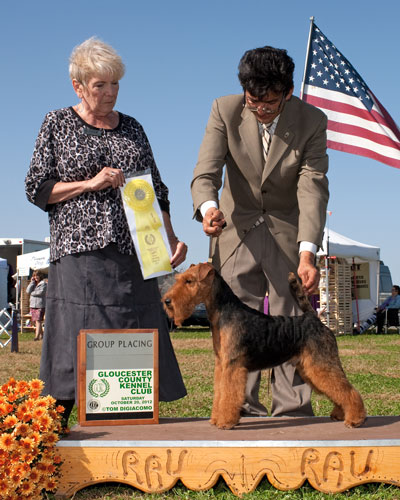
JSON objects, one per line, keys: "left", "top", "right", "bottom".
{"left": 344, "top": 414, "right": 367, "bottom": 428}
{"left": 330, "top": 406, "right": 344, "bottom": 422}
{"left": 209, "top": 417, "right": 217, "bottom": 426}
{"left": 216, "top": 419, "right": 238, "bottom": 430}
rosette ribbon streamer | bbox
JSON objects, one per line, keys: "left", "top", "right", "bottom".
{"left": 122, "top": 175, "right": 172, "bottom": 279}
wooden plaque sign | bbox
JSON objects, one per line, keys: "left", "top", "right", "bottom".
{"left": 77, "top": 329, "right": 159, "bottom": 426}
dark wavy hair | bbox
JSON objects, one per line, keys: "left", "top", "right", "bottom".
{"left": 33, "top": 270, "right": 45, "bottom": 281}
{"left": 238, "top": 46, "right": 294, "bottom": 98}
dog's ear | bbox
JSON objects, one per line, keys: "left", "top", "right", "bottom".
{"left": 198, "top": 262, "right": 215, "bottom": 282}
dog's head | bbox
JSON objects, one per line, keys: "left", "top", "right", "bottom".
{"left": 162, "top": 263, "right": 214, "bottom": 326}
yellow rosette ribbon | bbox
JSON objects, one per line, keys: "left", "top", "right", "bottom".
{"left": 123, "top": 178, "right": 172, "bottom": 278}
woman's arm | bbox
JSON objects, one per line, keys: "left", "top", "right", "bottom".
{"left": 48, "top": 167, "right": 125, "bottom": 204}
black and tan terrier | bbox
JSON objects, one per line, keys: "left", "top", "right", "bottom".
{"left": 162, "top": 263, "right": 366, "bottom": 430}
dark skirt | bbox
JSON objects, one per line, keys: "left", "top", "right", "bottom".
{"left": 40, "top": 244, "right": 186, "bottom": 403}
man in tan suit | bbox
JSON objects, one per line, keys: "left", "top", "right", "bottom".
{"left": 191, "top": 46, "right": 329, "bottom": 417}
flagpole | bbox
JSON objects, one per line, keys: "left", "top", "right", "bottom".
{"left": 300, "top": 16, "right": 315, "bottom": 99}
{"left": 324, "top": 211, "right": 332, "bottom": 329}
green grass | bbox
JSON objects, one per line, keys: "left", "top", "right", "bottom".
{"left": 1, "top": 329, "right": 400, "bottom": 499}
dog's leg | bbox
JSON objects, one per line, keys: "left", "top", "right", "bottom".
{"left": 298, "top": 349, "right": 366, "bottom": 428}
{"left": 216, "top": 360, "right": 248, "bottom": 429}
{"left": 210, "top": 356, "right": 222, "bottom": 426}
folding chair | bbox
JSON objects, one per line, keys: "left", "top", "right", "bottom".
{"left": 0, "top": 308, "right": 12, "bottom": 348}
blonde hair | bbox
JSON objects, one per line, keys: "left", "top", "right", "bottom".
{"left": 69, "top": 37, "right": 125, "bottom": 85}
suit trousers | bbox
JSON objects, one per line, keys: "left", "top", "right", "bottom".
{"left": 219, "top": 222, "right": 314, "bottom": 417}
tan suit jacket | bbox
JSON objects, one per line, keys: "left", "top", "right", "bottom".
{"left": 191, "top": 94, "right": 329, "bottom": 270}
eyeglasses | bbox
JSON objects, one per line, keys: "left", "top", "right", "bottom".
{"left": 245, "top": 92, "right": 286, "bottom": 114}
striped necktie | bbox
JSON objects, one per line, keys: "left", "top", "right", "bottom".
{"left": 262, "top": 123, "right": 272, "bottom": 161}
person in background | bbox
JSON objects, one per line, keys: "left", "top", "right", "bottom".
{"left": 376, "top": 285, "right": 400, "bottom": 334}
{"left": 26, "top": 270, "right": 47, "bottom": 341}
{"left": 25, "top": 37, "right": 187, "bottom": 427}
{"left": 191, "top": 46, "right": 329, "bottom": 418}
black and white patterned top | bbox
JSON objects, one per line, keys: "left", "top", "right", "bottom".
{"left": 25, "top": 107, "right": 170, "bottom": 262}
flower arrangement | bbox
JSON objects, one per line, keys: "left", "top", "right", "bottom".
{"left": 0, "top": 377, "right": 64, "bottom": 500}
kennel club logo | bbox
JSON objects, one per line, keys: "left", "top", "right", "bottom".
{"left": 88, "top": 378, "right": 110, "bottom": 398}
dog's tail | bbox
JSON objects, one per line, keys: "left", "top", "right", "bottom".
{"left": 288, "top": 272, "right": 316, "bottom": 314}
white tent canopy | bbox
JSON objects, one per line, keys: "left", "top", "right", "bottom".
{"left": 317, "top": 229, "right": 380, "bottom": 323}
{"left": 17, "top": 248, "right": 50, "bottom": 276}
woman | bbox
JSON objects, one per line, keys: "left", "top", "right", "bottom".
{"left": 355, "top": 285, "right": 400, "bottom": 334}
{"left": 25, "top": 38, "right": 187, "bottom": 425}
{"left": 26, "top": 270, "right": 47, "bottom": 341}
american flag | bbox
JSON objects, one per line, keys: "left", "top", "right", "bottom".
{"left": 302, "top": 22, "right": 400, "bottom": 169}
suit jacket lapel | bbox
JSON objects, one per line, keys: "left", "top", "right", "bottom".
{"left": 262, "top": 100, "right": 295, "bottom": 185}
{"left": 239, "top": 107, "right": 264, "bottom": 178}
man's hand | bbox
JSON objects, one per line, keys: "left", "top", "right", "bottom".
{"left": 297, "top": 251, "right": 319, "bottom": 295}
{"left": 202, "top": 207, "right": 226, "bottom": 237}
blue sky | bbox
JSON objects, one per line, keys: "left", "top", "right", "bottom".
{"left": 2, "top": 0, "right": 399, "bottom": 283}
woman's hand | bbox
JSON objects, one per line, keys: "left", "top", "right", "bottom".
{"left": 87, "top": 167, "right": 125, "bottom": 191}
{"left": 161, "top": 211, "right": 187, "bottom": 269}
{"left": 170, "top": 239, "right": 188, "bottom": 269}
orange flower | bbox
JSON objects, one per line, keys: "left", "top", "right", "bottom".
{"left": 0, "top": 479, "right": 9, "bottom": 492}
{"left": 9, "top": 450, "right": 21, "bottom": 463}
{"left": 39, "top": 414, "right": 51, "bottom": 430}
{"left": 3, "top": 415, "right": 18, "bottom": 429}
{"left": 47, "top": 463, "right": 56, "bottom": 474}
{"left": 0, "top": 433, "right": 14, "bottom": 451}
{"left": 16, "top": 380, "right": 29, "bottom": 393}
{"left": 35, "top": 399, "right": 48, "bottom": 408}
{"left": 36, "top": 462, "right": 48, "bottom": 472}
{"left": 19, "top": 437, "right": 34, "bottom": 451}
{"left": 21, "top": 412, "right": 32, "bottom": 423}
{"left": 0, "top": 403, "right": 14, "bottom": 417}
{"left": 28, "top": 379, "right": 43, "bottom": 391}
{"left": 19, "top": 479, "right": 34, "bottom": 494}
{"left": 30, "top": 422, "right": 40, "bottom": 432}
{"left": 7, "top": 393, "right": 18, "bottom": 403}
{"left": 56, "top": 404, "right": 65, "bottom": 414}
{"left": 29, "top": 431, "right": 41, "bottom": 444}
{"left": 0, "top": 378, "right": 62, "bottom": 498}
{"left": 44, "top": 478, "right": 57, "bottom": 491}
{"left": 29, "top": 468, "right": 40, "bottom": 482}
{"left": 32, "top": 407, "right": 45, "bottom": 419}
{"left": 15, "top": 423, "right": 29, "bottom": 436}
{"left": 20, "top": 452, "right": 34, "bottom": 464}
{"left": 25, "top": 399, "right": 35, "bottom": 410}
{"left": 10, "top": 473, "right": 22, "bottom": 487}
{"left": 42, "top": 432, "right": 58, "bottom": 445}
{"left": 8, "top": 378, "right": 17, "bottom": 388}
{"left": 15, "top": 404, "right": 27, "bottom": 419}
{"left": 42, "top": 395, "right": 56, "bottom": 406}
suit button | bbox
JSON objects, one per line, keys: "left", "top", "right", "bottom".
{"left": 262, "top": 190, "right": 266, "bottom": 194}
{"left": 262, "top": 209, "right": 266, "bottom": 214}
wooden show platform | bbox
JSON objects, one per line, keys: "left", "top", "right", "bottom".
{"left": 55, "top": 416, "right": 400, "bottom": 497}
